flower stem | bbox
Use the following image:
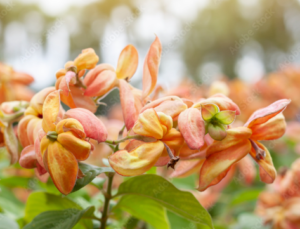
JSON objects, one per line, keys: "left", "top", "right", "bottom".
{"left": 100, "top": 172, "right": 114, "bottom": 229}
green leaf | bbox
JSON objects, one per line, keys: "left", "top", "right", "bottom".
{"left": 232, "top": 213, "right": 270, "bottom": 229}
{"left": 0, "top": 186, "right": 25, "bottom": 219}
{"left": 72, "top": 163, "right": 115, "bottom": 192}
{"left": 214, "top": 110, "right": 236, "bottom": 125}
{"left": 114, "top": 195, "right": 170, "bottom": 229}
{"left": 229, "top": 189, "right": 262, "bottom": 207}
{"left": 201, "top": 103, "right": 219, "bottom": 121}
{"left": 24, "top": 192, "right": 82, "bottom": 222}
{"left": 0, "top": 214, "right": 19, "bottom": 229}
{"left": 115, "top": 174, "right": 214, "bottom": 228}
{"left": 23, "top": 206, "right": 95, "bottom": 229}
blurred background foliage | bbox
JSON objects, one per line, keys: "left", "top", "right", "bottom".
{"left": 1, "top": 0, "right": 300, "bottom": 90}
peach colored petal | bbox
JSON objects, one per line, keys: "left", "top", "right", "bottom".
{"left": 29, "top": 87, "right": 56, "bottom": 115}
{"left": 236, "top": 155, "right": 257, "bottom": 185}
{"left": 109, "top": 141, "right": 164, "bottom": 176}
{"left": 198, "top": 140, "right": 251, "bottom": 191}
{"left": 161, "top": 128, "right": 184, "bottom": 153}
{"left": 250, "top": 113, "right": 286, "bottom": 141}
{"left": 178, "top": 108, "right": 205, "bottom": 150}
{"left": 18, "top": 115, "right": 35, "bottom": 148}
{"left": 142, "top": 36, "right": 162, "bottom": 99}
{"left": 11, "top": 72, "right": 34, "bottom": 85}
{"left": 170, "top": 159, "right": 205, "bottom": 178}
{"left": 35, "top": 129, "right": 46, "bottom": 168}
{"left": 245, "top": 99, "right": 291, "bottom": 128}
{"left": 44, "top": 141, "right": 78, "bottom": 195}
{"left": 56, "top": 118, "right": 85, "bottom": 139}
{"left": 154, "top": 99, "right": 188, "bottom": 120}
{"left": 116, "top": 44, "right": 138, "bottom": 80}
{"left": 74, "top": 48, "right": 99, "bottom": 71}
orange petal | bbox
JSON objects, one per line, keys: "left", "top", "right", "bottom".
{"left": 170, "top": 159, "right": 205, "bottom": 178}
{"left": 119, "top": 79, "right": 138, "bottom": 130}
{"left": 250, "top": 113, "right": 286, "bottom": 141}
{"left": 109, "top": 141, "right": 164, "bottom": 176}
{"left": 11, "top": 72, "right": 34, "bottom": 85}
{"left": 198, "top": 140, "right": 251, "bottom": 191}
{"left": 19, "top": 145, "right": 36, "bottom": 169}
{"left": 161, "top": 128, "right": 184, "bottom": 153}
{"left": 44, "top": 141, "right": 78, "bottom": 195}
{"left": 132, "top": 109, "right": 164, "bottom": 139}
{"left": 40, "top": 135, "right": 51, "bottom": 157}
{"left": 74, "top": 48, "right": 99, "bottom": 71}
{"left": 245, "top": 99, "right": 290, "bottom": 128}
{"left": 178, "top": 108, "right": 205, "bottom": 150}
{"left": 116, "top": 45, "right": 138, "bottom": 80}
{"left": 236, "top": 155, "right": 256, "bottom": 185}
{"left": 29, "top": 87, "right": 56, "bottom": 115}
{"left": 64, "top": 108, "right": 108, "bottom": 142}
{"left": 142, "top": 36, "right": 162, "bottom": 99}
{"left": 35, "top": 129, "right": 46, "bottom": 168}
{"left": 178, "top": 142, "right": 207, "bottom": 160}
{"left": 157, "top": 112, "right": 173, "bottom": 135}
{"left": 193, "top": 94, "right": 241, "bottom": 115}
{"left": 68, "top": 85, "right": 97, "bottom": 113}
{"left": 249, "top": 141, "right": 276, "bottom": 184}
{"left": 42, "top": 90, "right": 61, "bottom": 133}
{"left": 27, "top": 118, "right": 41, "bottom": 145}
{"left": 57, "top": 132, "right": 91, "bottom": 161}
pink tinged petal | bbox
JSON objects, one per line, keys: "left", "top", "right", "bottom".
{"left": 195, "top": 94, "right": 241, "bottom": 115}
{"left": 27, "top": 118, "right": 41, "bottom": 145}
{"left": 18, "top": 115, "right": 34, "bottom": 148}
{"left": 207, "top": 123, "right": 227, "bottom": 141}
{"left": 35, "top": 130, "right": 46, "bottom": 169}
{"left": 249, "top": 141, "right": 276, "bottom": 184}
{"left": 83, "top": 64, "right": 118, "bottom": 97}
{"left": 154, "top": 100, "right": 188, "bottom": 120}
{"left": 42, "top": 90, "right": 61, "bottom": 133}
{"left": 119, "top": 79, "right": 138, "bottom": 130}
{"left": 4, "top": 123, "right": 19, "bottom": 164}
{"left": 250, "top": 113, "right": 287, "bottom": 141}
{"left": 198, "top": 140, "right": 251, "bottom": 191}
{"left": 215, "top": 110, "right": 236, "bottom": 125}
{"left": 154, "top": 156, "right": 170, "bottom": 167}
{"left": 35, "top": 167, "right": 49, "bottom": 182}
{"left": 109, "top": 141, "right": 165, "bottom": 176}
{"left": 139, "top": 96, "right": 182, "bottom": 113}
{"left": 142, "top": 36, "right": 162, "bottom": 99}
{"left": 68, "top": 85, "right": 97, "bottom": 113}
{"left": 60, "top": 72, "right": 76, "bottom": 96}
{"left": 200, "top": 103, "right": 219, "bottom": 121}
{"left": 64, "top": 108, "right": 108, "bottom": 142}
{"left": 116, "top": 44, "right": 139, "bottom": 80}
{"left": 19, "top": 145, "right": 36, "bottom": 169}
{"left": 244, "top": 99, "right": 291, "bottom": 128}
{"left": 236, "top": 155, "right": 256, "bottom": 185}
{"left": 178, "top": 142, "right": 207, "bottom": 160}
{"left": 170, "top": 159, "right": 205, "bottom": 178}
{"left": 178, "top": 108, "right": 205, "bottom": 150}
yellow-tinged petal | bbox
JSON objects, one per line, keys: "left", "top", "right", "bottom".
{"left": 154, "top": 100, "right": 188, "bottom": 120}
{"left": 250, "top": 113, "right": 286, "bottom": 141}
{"left": 40, "top": 135, "right": 51, "bottom": 157}
{"left": 74, "top": 48, "right": 99, "bottom": 71}
{"left": 198, "top": 139, "right": 251, "bottom": 191}
{"left": 157, "top": 112, "right": 173, "bottom": 135}
{"left": 142, "top": 36, "right": 162, "bottom": 99}
{"left": 44, "top": 141, "right": 78, "bottom": 195}
{"left": 29, "top": 87, "right": 56, "bottom": 115}
{"left": 56, "top": 118, "right": 85, "bottom": 139}
{"left": 249, "top": 141, "right": 276, "bottom": 184}
{"left": 42, "top": 90, "right": 61, "bottom": 133}
{"left": 109, "top": 141, "right": 164, "bottom": 176}
{"left": 116, "top": 45, "right": 138, "bottom": 80}
{"left": 161, "top": 128, "right": 184, "bottom": 153}
{"left": 57, "top": 132, "right": 91, "bottom": 161}
{"left": 132, "top": 109, "right": 164, "bottom": 139}
{"left": 206, "top": 127, "right": 252, "bottom": 157}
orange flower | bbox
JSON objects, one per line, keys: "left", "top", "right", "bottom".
{"left": 84, "top": 36, "right": 162, "bottom": 130}
{"left": 0, "top": 63, "right": 34, "bottom": 103}
{"left": 56, "top": 48, "right": 99, "bottom": 112}
{"left": 109, "top": 108, "right": 184, "bottom": 176}
{"left": 197, "top": 99, "right": 290, "bottom": 191}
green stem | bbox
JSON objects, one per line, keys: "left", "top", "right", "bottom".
{"left": 100, "top": 173, "right": 114, "bottom": 229}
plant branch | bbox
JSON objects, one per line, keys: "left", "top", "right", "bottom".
{"left": 100, "top": 172, "right": 114, "bottom": 229}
